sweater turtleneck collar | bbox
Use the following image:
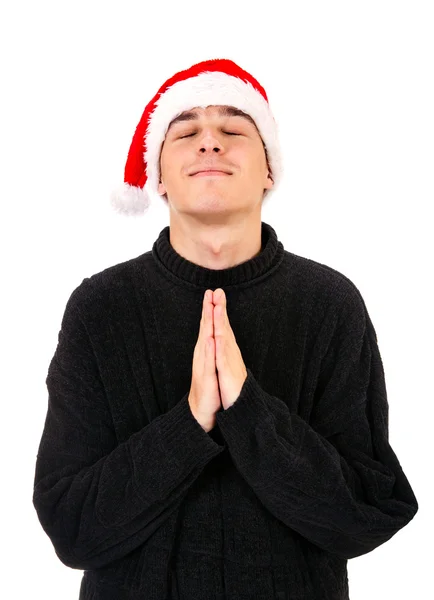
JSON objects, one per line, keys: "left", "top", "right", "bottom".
{"left": 151, "top": 220, "right": 285, "bottom": 289}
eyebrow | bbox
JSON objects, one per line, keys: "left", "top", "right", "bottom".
{"left": 166, "top": 105, "right": 257, "bottom": 133}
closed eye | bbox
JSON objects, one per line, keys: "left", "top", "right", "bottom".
{"left": 179, "top": 132, "right": 240, "bottom": 139}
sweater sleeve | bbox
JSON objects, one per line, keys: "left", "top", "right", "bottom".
{"left": 215, "top": 286, "right": 419, "bottom": 559}
{"left": 32, "top": 281, "right": 225, "bottom": 571}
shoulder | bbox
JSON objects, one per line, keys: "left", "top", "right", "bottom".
{"left": 62, "top": 252, "right": 150, "bottom": 321}
{"left": 284, "top": 249, "right": 367, "bottom": 321}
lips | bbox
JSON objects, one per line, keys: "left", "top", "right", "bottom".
{"left": 190, "top": 168, "right": 232, "bottom": 176}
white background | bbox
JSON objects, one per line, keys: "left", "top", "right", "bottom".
{"left": 1, "top": 0, "right": 431, "bottom": 598}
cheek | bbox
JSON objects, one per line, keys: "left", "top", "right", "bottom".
{"left": 160, "top": 150, "right": 181, "bottom": 179}
{"left": 242, "top": 152, "right": 268, "bottom": 177}
{"left": 235, "top": 142, "right": 266, "bottom": 168}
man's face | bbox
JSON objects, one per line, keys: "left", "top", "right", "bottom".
{"left": 157, "top": 105, "right": 273, "bottom": 216}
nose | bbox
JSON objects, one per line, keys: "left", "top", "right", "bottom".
{"left": 200, "top": 146, "right": 220, "bottom": 153}
{"left": 197, "top": 130, "right": 224, "bottom": 154}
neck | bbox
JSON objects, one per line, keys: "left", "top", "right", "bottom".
{"left": 168, "top": 212, "right": 263, "bottom": 271}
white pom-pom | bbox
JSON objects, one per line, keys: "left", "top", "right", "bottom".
{"left": 110, "top": 183, "right": 151, "bottom": 216}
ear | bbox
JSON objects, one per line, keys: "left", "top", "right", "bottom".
{"left": 265, "top": 171, "right": 274, "bottom": 190}
{"left": 265, "top": 155, "right": 274, "bottom": 186}
{"left": 158, "top": 180, "right": 167, "bottom": 195}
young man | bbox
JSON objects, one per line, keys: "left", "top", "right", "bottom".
{"left": 33, "top": 58, "right": 418, "bottom": 600}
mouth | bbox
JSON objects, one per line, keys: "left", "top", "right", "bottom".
{"left": 191, "top": 170, "right": 231, "bottom": 177}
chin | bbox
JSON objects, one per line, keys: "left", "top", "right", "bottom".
{"left": 195, "top": 192, "right": 236, "bottom": 208}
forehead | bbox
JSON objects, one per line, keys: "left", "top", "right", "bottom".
{"left": 166, "top": 105, "right": 257, "bottom": 132}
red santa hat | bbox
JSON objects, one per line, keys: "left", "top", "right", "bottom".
{"left": 110, "top": 58, "right": 283, "bottom": 216}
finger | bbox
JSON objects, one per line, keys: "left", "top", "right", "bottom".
{"left": 201, "top": 290, "right": 209, "bottom": 328}
{"left": 200, "top": 292, "right": 207, "bottom": 341}
{"left": 204, "top": 292, "right": 215, "bottom": 368}
{"left": 204, "top": 290, "right": 213, "bottom": 335}
{"left": 202, "top": 291, "right": 213, "bottom": 364}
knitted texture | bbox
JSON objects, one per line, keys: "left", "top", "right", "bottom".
{"left": 33, "top": 221, "right": 418, "bottom": 599}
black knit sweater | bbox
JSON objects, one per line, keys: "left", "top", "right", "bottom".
{"left": 33, "top": 221, "right": 418, "bottom": 599}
